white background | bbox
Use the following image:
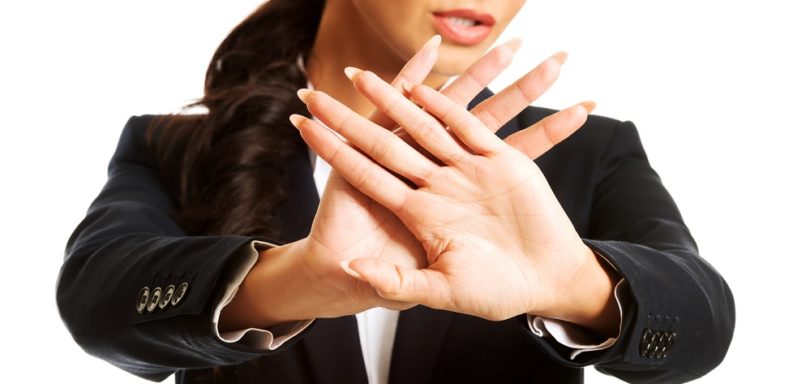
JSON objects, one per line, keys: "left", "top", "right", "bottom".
{"left": 1, "top": 0, "right": 807, "bottom": 382}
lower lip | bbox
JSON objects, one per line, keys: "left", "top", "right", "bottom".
{"left": 432, "top": 14, "right": 493, "bottom": 46}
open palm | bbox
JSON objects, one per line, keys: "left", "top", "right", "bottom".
{"left": 296, "top": 57, "right": 595, "bottom": 321}
{"left": 302, "top": 171, "right": 423, "bottom": 312}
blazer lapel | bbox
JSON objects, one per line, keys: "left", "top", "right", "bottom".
{"left": 388, "top": 306, "right": 453, "bottom": 384}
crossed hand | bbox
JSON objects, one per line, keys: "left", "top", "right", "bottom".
{"left": 285, "top": 35, "right": 618, "bottom": 335}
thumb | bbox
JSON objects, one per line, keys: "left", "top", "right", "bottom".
{"left": 342, "top": 258, "right": 450, "bottom": 309}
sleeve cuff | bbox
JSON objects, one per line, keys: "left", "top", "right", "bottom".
{"left": 212, "top": 240, "right": 314, "bottom": 350}
{"left": 526, "top": 250, "right": 629, "bottom": 359}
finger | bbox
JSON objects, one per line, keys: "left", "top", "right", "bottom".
{"left": 298, "top": 89, "right": 437, "bottom": 186}
{"left": 387, "top": 38, "right": 520, "bottom": 163}
{"left": 442, "top": 37, "right": 522, "bottom": 106}
{"left": 339, "top": 261, "right": 418, "bottom": 311}
{"left": 504, "top": 101, "right": 595, "bottom": 159}
{"left": 407, "top": 83, "right": 505, "bottom": 156}
{"left": 472, "top": 51, "right": 567, "bottom": 132}
{"left": 290, "top": 115, "right": 411, "bottom": 211}
{"left": 369, "top": 35, "right": 441, "bottom": 129}
{"left": 391, "top": 35, "right": 442, "bottom": 93}
{"left": 346, "top": 258, "right": 452, "bottom": 310}
{"left": 347, "top": 68, "right": 469, "bottom": 165}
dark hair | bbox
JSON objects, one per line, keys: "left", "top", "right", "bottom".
{"left": 150, "top": 0, "right": 326, "bottom": 240}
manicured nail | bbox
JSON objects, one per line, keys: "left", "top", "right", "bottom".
{"left": 552, "top": 51, "right": 569, "bottom": 66}
{"left": 579, "top": 100, "right": 597, "bottom": 114}
{"left": 503, "top": 37, "right": 523, "bottom": 53}
{"left": 339, "top": 260, "right": 363, "bottom": 280}
{"left": 425, "top": 34, "right": 442, "bottom": 49}
{"left": 401, "top": 80, "right": 415, "bottom": 93}
{"left": 344, "top": 66, "right": 362, "bottom": 81}
{"left": 289, "top": 114, "right": 307, "bottom": 129}
{"left": 296, "top": 88, "right": 313, "bottom": 103}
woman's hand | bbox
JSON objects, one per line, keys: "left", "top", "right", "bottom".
{"left": 294, "top": 59, "right": 620, "bottom": 334}
{"left": 295, "top": 44, "right": 576, "bottom": 318}
{"left": 295, "top": 37, "right": 533, "bottom": 318}
{"left": 221, "top": 36, "right": 533, "bottom": 329}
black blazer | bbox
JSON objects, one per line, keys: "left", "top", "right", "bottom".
{"left": 57, "top": 91, "right": 735, "bottom": 383}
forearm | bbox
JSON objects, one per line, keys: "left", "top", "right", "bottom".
{"left": 58, "top": 231, "right": 274, "bottom": 380}
{"left": 219, "top": 239, "right": 362, "bottom": 331}
{"left": 582, "top": 240, "right": 734, "bottom": 381}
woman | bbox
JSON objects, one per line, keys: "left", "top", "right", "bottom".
{"left": 56, "top": 0, "right": 735, "bottom": 383}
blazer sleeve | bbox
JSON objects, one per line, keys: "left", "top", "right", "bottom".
{"left": 55, "top": 116, "right": 302, "bottom": 382}
{"left": 526, "top": 120, "right": 735, "bottom": 383}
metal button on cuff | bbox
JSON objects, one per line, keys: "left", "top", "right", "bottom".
{"left": 136, "top": 287, "right": 150, "bottom": 314}
{"left": 159, "top": 285, "right": 175, "bottom": 310}
{"left": 171, "top": 282, "right": 188, "bottom": 306}
{"left": 147, "top": 287, "right": 162, "bottom": 313}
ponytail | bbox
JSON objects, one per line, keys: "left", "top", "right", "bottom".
{"left": 150, "top": 0, "right": 326, "bottom": 240}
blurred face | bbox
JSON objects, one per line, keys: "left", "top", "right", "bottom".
{"left": 349, "top": 0, "right": 526, "bottom": 75}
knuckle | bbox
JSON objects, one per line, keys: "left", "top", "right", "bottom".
{"left": 473, "top": 107, "right": 501, "bottom": 130}
{"left": 346, "top": 157, "right": 373, "bottom": 187}
{"left": 412, "top": 119, "right": 441, "bottom": 144}
{"left": 376, "top": 271, "right": 404, "bottom": 300}
{"left": 444, "top": 149, "right": 465, "bottom": 165}
{"left": 468, "top": 67, "right": 488, "bottom": 89}
{"left": 409, "top": 165, "right": 433, "bottom": 187}
{"left": 370, "top": 136, "right": 395, "bottom": 160}
{"left": 334, "top": 109, "right": 354, "bottom": 134}
{"left": 537, "top": 118, "right": 557, "bottom": 144}
{"left": 514, "top": 78, "right": 538, "bottom": 104}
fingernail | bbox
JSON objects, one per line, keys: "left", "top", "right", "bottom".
{"left": 289, "top": 114, "right": 307, "bottom": 129}
{"left": 344, "top": 66, "right": 362, "bottom": 81}
{"left": 401, "top": 80, "right": 414, "bottom": 93}
{"left": 503, "top": 37, "right": 523, "bottom": 53}
{"left": 579, "top": 100, "right": 597, "bottom": 113}
{"left": 425, "top": 34, "right": 442, "bottom": 49}
{"left": 297, "top": 88, "right": 313, "bottom": 103}
{"left": 552, "top": 51, "right": 569, "bottom": 66}
{"left": 340, "top": 260, "right": 363, "bottom": 280}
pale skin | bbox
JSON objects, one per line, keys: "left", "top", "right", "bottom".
{"left": 221, "top": 0, "right": 620, "bottom": 340}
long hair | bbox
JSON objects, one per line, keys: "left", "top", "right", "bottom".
{"left": 149, "top": 0, "right": 326, "bottom": 240}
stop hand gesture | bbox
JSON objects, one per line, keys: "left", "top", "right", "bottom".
{"left": 293, "top": 49, "right": 619, "bottom": 334}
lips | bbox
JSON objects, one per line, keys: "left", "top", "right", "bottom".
{"left": 432, "top": 9, "right": 496, "bottom": 46}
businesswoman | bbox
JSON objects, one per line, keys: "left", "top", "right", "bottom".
{"left": 57, "top": 0, "right": 735, "bottom": 383}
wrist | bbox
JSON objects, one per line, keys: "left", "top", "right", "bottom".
{"left": 219, "top": 239, "right": 319, "bottom": 330}
{"left": 532, "top": 244, "right": 621, "bottom": 338}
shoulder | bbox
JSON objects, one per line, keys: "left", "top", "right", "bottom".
{"left": 107, "top": 114, "right": 161, "bottom": 171}
{"left": 110, "top": 114, "right": 201, "bottom": 170}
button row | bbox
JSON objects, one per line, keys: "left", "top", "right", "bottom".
{"left": 639, "top": 328, "right": 677, "bottom": 359}
{"left": 136, "top": 282, "right": 188, "bottom": 314}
